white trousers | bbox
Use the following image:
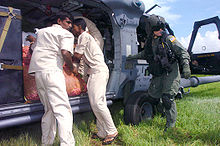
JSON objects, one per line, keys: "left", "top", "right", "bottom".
{"left": 35, "top": 70, "right": 75, "bottom": 146}
{"left": 87, "top": 71, "right": 117, "bottom": 137}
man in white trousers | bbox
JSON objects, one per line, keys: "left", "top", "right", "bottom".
{"left": 28, "top": 13, "right": 76, "bottom": 146}
{"left": 72, "top": 18, "right": 118, "bottom": 145}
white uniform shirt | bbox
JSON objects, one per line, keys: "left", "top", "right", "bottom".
{"left": 74, "top": 16, "right": 104, "bottom": 49}
{"left": 28, "top": 24, "right": 74, "bottom": 74}
{"left": 75, "top": 31, "right": 108, "bottom": 74}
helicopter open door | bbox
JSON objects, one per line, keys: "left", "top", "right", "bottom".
{"left": 188, "top": 16, "right": 220, "bottom": 74}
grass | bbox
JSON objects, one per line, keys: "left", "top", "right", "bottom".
{"left": 0, "top": 77, "right": 220, "bottom": 146}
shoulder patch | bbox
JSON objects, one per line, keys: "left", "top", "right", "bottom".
{"left": 169, "top": 36, "right": 176, "bottom": 43}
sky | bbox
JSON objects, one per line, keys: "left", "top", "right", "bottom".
{"left": 141, "top": 0, "right": 220, "bottom": 54}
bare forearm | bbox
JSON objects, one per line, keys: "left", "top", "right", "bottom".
{"left": 73, "top": 52, "right": 83, "bottom": 61}
{"left": 61, "top": 50, "right": 74, "bottom": 71}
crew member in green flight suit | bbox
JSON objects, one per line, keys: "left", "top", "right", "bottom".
{"left": 127, "top": 16, "right": 191, "bottom": 131}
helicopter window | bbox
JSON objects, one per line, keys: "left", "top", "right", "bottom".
{"left": 191, "top": 24, "right": 220, "bottom": 54}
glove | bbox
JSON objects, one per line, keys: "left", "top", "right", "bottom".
{"left": 182, "top": 61, "right": 191, "bottom": 79}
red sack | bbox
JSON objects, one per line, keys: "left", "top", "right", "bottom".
{"left": 63, "top": 64, "right": 87, "bottom": 96}
{"left": 22, "top": 46, "right": 87, "bottom": 102}
{"left": 23, "top": 63, "right": 39, "bottom": 101}
{"left": 23, "top": 46, "right": 39, "bottom": 101}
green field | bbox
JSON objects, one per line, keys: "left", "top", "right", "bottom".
{"left": 0, "top": 80, "right": 220, "bottom": 146}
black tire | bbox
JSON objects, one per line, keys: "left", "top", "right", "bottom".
{"left": 124, "top": 91, "right": 154, "bottom": 125}
{"left": 123, "top": 81, "right": 133, "bottom": 105}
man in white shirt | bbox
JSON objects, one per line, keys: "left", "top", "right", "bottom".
{"left": 28, "top": 13, "right": 76, "bottom": 146}
{"left": 72, "top": 18, "right": 118, "bottom": 145}
{"left": 73, "top": 16, "right": 104, "bottom": 82}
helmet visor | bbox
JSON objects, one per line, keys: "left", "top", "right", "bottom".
{"left": 152, "top": 22, "right": 165, "bottom": 31}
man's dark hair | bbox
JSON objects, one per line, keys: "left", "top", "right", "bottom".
{"left": 73, "top": 18, "right": 87, "bottom": 31}
{"left": 50, "top": 12, "right": 72, "bottom": 24}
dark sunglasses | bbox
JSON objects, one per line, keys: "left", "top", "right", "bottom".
{"left": 152, "top": 26, "right": 161, "bottom": 31}
{"left": 152, "top": 23, "right": 165, "bottom": 31}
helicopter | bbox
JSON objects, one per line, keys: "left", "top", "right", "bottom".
{"left": 0, "top": 0, "right": 220, "bottom": 128}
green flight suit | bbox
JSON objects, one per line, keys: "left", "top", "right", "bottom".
{"left": 131, "top": 34, "right": 190, "bottom": 128}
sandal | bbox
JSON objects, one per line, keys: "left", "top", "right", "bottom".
{"left": 102, "top": 132, "right": 118, "bottom": 145}
{"left": 91, "top": 133, "right": 104, "bottom": 140}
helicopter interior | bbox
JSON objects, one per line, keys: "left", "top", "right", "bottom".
{"left": 0, "top": 0, "right": 115, "bottom": 65}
